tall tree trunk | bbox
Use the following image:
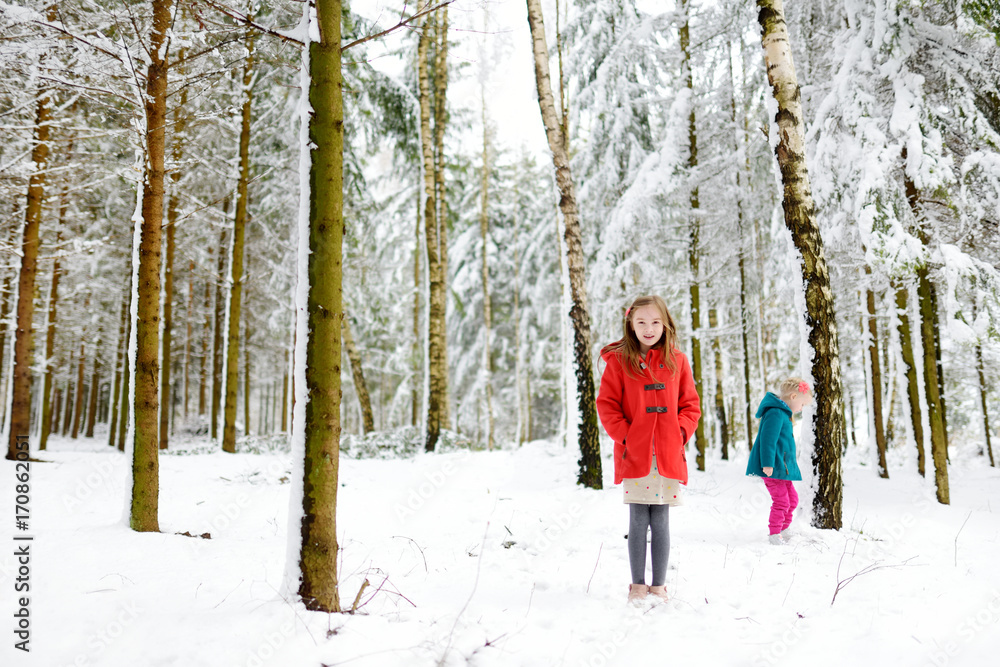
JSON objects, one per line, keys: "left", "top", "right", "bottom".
{"left": 757, "top": 0, "right": 845, "bottom": 529}
{"left": 281, "top": 350, "right": 289, "bottom": 433}
{"left": 555, "top": 0, "right": 568, "bottom": 152}
{"left": 117, "top": 290, "right": 131, "bottom": 452}
{"left": 895, "top": 286, "right": 925, "bottom": 475}
{"left": 419, "top": 6, "right": 446, "bottom": 451}
{"left": 295, "top": 0, "right": 343, "bottom": 613}
{"left": 0, "top": 222, "right": 19, "bottom": 427}
{"left": 728, "top": 45, "right": 754, "bottom": 452}
{"left": 62, "top": 365, "right": 74, "bottom": 437}
{"left": 709, "top": 308, "right": 730, "bottom": 460}
{"left": 342, "top": 314, "right": 373, "bottom": 434}
{"left": 243, "top": 321, "right": 251, "bottom": 437}
{"left": 160, "top": 75, "right": 186, "bottom": 451}
{"left": 185, "top": 259, "right": 194, "bottom": 419}
{"left": 434, "top": 7, "right": 451, "bottom": 432}
{"left": 513, "top": 210, "right": 526, "bottom": 445}
{"left": 71, "top": 341, "right": 85, "bottom": 439}
{"left": 7, "top": 71, "right": 52, "bottom": 459}
{"left": 211, "top": 227, "right": 227, "bottom": 440}
{"left": 976, "top": 334, "right": 995, "bottom": 467}
{"left": 864, "top": 268, "right": 888, "bottom": 478}
{"left": 902, "top": 148, "right": 949, "bottom": 504}
{"left": 412, "top": 195, "right": 420, "bottom": 428}
{"left": 526, "top": 0, "right": 602, "bottom": 488}
{"left": 40, "top": 179, "right": 68, "bottom": 451}
{"left": 51, "top": 388, "right": 62, "bottom": 439}
{"left": 929, "top": 284, "right": 950, "bottom": 453}
{"left": 85, "top": 337, "right": 100, "bottom": 438}
{"left": 130, "top": 0, "right": 174, "bottom": 532}
{"left": 200, "top": 274, "right": 210, "bottom": 416}
{"left": 223, "top": 25, "right": 255, "bottom": 453}
{"left": 680, "top": 0, "right": 707, "bottom": 471}
{"left": 108, "top": 291, "right": 128, "bottom": 448}
{"left": 479, "top": 92, "right": 495, "bottom": 451}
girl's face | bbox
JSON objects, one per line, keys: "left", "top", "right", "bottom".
{"left": 631, "top": 304, "right": 664, "bottom": 354}
{"left": 785, "top": 392, "right": 811, "bottom": 413}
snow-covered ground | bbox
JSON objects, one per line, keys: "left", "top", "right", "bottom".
{"left": 3, "top": 432, "right": 999, "bottom": 667}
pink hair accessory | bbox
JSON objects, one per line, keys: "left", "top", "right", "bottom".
{"left": 798, "top": 381, "right": 810, "bottom": 394}
{"left": 625, "top": 307, "right": 631, "bottom": 317}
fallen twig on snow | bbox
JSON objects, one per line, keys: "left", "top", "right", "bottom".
{"left": 831, "top": 539, "right": 917, "bottom": 606}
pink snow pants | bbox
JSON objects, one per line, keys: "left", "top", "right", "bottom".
{"left": 763, "top": 478, "right": 798, "bottom": 535}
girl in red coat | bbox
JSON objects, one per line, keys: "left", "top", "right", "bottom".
{"left": 596, "top": 295, "right": 702, "bottom": 605}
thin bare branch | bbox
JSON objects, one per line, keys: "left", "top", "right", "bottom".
{"left": 341, "top": 1, "right": 454, "bottom": 53}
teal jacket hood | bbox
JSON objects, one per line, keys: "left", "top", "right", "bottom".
{"left": 746, "top": 392, "right": 802, "bottom": 481}
{"left": 756, "top": 392, "right": 791, "bottom": 419}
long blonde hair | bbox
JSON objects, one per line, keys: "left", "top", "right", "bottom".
{"left": 601, "top": 295, "right": 679, "bottom": 379}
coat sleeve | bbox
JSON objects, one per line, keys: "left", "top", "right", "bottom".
{"left": 675, "top": 353, "right": 702, "bottom": 442}
{"left": 756, "top": 410, "right": 781, "bottom": 470}
{"left": 596, "top": 356, "right": 630, "bottom": 444}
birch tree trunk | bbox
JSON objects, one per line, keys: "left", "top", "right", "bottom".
{"left": 0, "top": 223, "right": 18, "bottom": 427}
{"left": 130, "top": 0, "right": 174, "bottom": 532}
{"left": 412, "top": 197, "right": 420, "bottom": 428}
{"left": 526, "top": 0, "right": 602, "bottom": 488}
{"left": 757, "top": 0, "right": 845, "bottom": 528}
{"left": 222, "top": 25, "right": 256, "bottom": 453}
{"left": 419, "top": 3, "right": 447, "bottom": 451}
{"left": 434, "top": 7, "right": 452, "bottom": 432}
{"left": 295, "top": 0, "right": 343, "bottom": 613}
{"left": 200, "top": 276, "right": 210, "bottom": 416}
{"left": 680, "top": 0, "right": 707, "bottom": 470}
{"left": 343, "top": 314, "right": 373, "bottom": 434}
{"left": 7, "top": 75, "right": 51, "bottom": 459}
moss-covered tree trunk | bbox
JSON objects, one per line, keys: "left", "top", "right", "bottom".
{"left": 757, "top": 0, "right": 845, "bottom": 528}
{"left": 342, "top": 314, "right": 373, "bottom": 434}
{"left": 434, "top": 7, "right": 452, "bottom": 432}
{"left": 117, "top": 292, "right": 131, "bottom": 452}
{"left": 7, "top": 78, "right": 51, "bottom": 460}
{"left": 222, "top": 25, "right": 255, "bottom": 454}
{"left": 864, "top": 269, "right": 888, "bottom": 478}
{"left": 902, "top": 149, "right": 948, "bottom": 504}
{"left": 130, "top": 0, "right": 174, "bottom": 533}
{"left": 680, "top": 0, "right": 707, "bottom": 470}
{"left": 243, "top": 322, "right": 251, "bottom": 437}
{"left": 295, "top": 0, "right": 343, "bottom": 613}
{"left": 894, "top": 286, "right": 925, "bottom": 475}
{"left": 526, "top": 0, "right": 602, "bottom": 488}
{"left": 976, "top": 338, "right": 995, "bottom": 467}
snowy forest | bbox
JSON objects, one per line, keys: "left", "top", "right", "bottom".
{"left": 1, "top": 0, "right": 999, "bottom": 665}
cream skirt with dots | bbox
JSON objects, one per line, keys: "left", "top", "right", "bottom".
{"left": 623, "top": 453, "right": 684, "bottom": 506}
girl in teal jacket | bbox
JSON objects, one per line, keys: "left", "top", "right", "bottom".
{"left": 746, "top": 378, "right": 812, "bottom": 544}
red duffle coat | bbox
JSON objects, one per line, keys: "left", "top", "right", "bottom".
{"left": 596, "top": 346, "right": 702, "bottom": 485}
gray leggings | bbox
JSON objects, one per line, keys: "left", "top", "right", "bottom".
{"left": 628, "top": 503, "right": 670, "bottom": 586}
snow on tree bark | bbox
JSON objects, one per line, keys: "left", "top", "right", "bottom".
{"left": 526, "top": 0, "right": 601, "bottom": 489}
{"left": 757, "top": 0, "right": 845, "bottom": 529}
{"left": 130, "top": 0, "right": 174, "bottom": 533}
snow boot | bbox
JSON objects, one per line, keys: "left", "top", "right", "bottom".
{"left": 627, "top": 584, "right": 648, "bottom": 604}
{"left": 768, "top": 533, "right": 786, "bottom": 545}
{"left": 648, "top": 585, "right": 669, "bottom": 601}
